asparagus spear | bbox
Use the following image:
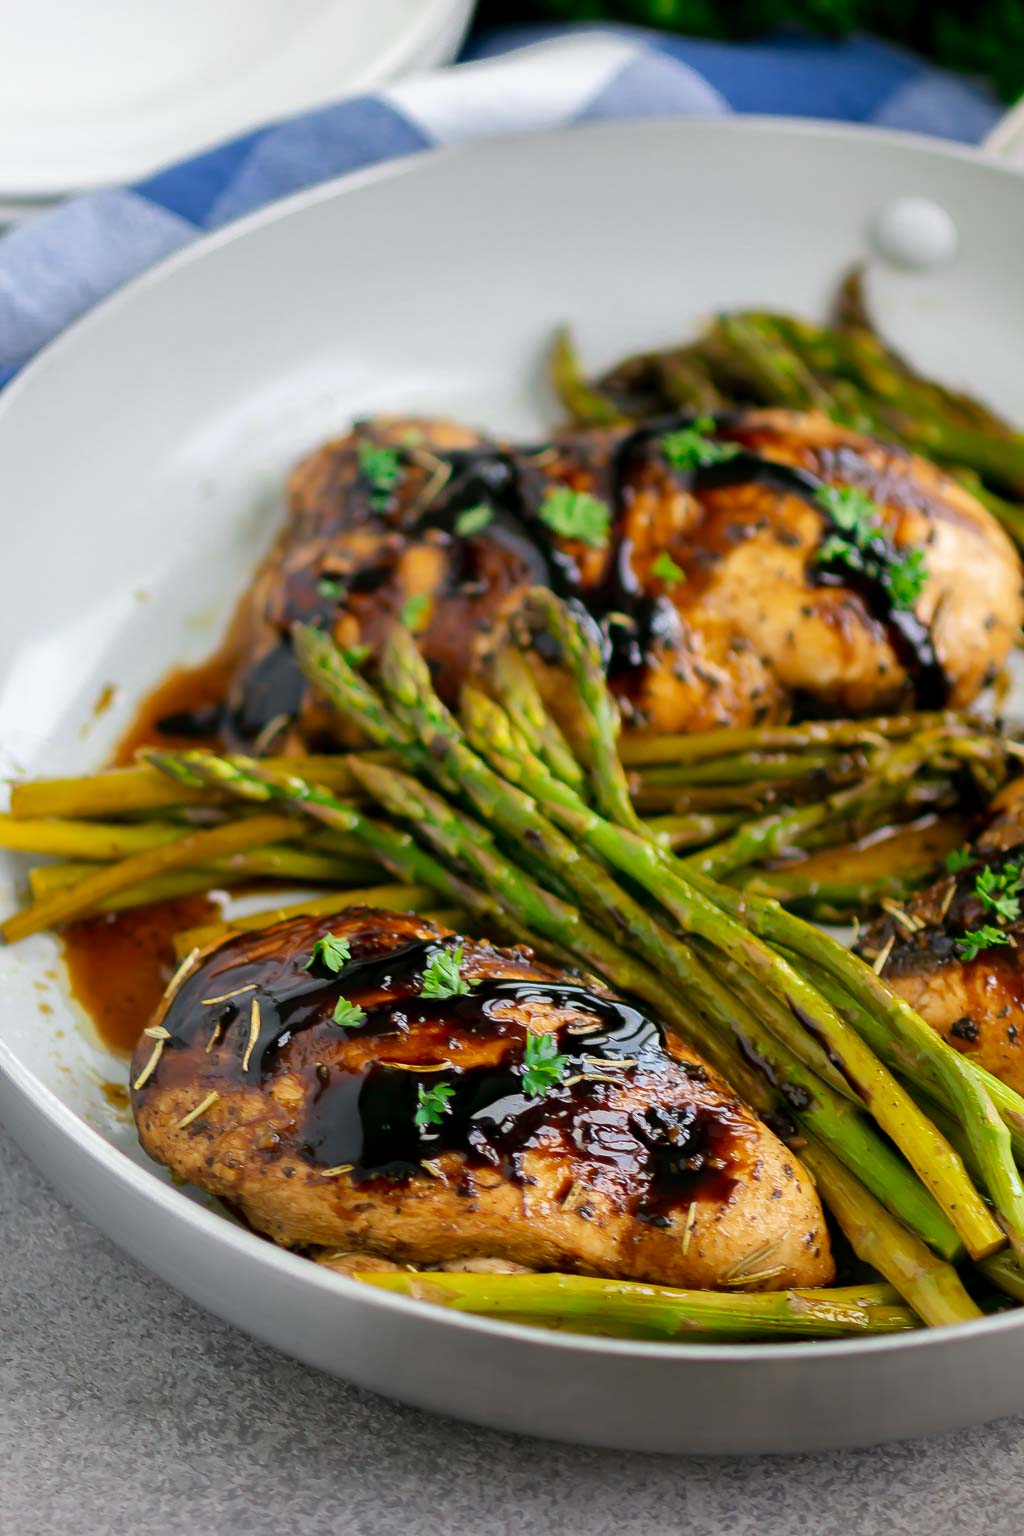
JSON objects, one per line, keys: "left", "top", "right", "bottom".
{"left": 485, "top": 644, "right": 585, "bottom": 793}
{"left": 792, "top": 953, "right": 1024, "bottom": 1170}
{"left": 797, "top": 1141, "right": 982, "bottom": 1329}
{"left": 686, "top": 728, "right": 1003, "bottom": 881}
{"left": 7, "top": 754, "right": 384, "bottom": 820}
{"left": 356, "top": 1270, "right": 919, "bottom": 1340}
{"left": 548, "top": 326, "right": 626, "bottom": 428}
{"left": 514, "top": 587, "right": 645, "bottom": 833}
{"left": 1, "top": 811, "right": 298, "bottom": 942}
{"left": 143, "top": 751, "right": 483, "bottom": 922}
{"left": 618, "top": 713, "right": 960, "bottom": 767}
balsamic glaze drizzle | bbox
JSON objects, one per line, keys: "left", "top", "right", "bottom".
{"left": 162, "top": 413, "right": 947, "bottom": 746}
{"left": 155, "top": 924, "right": 745, "bottom": 1215}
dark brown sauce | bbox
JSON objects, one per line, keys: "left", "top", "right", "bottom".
{"left": 113, "top": 650, "right": 238, "bottom": 765}
{"left": 63, "top": 650, "right": 237, "bottom": 1054}
{"left": 150, "top": 918, "right": 746, "bottom": 1217}
{"left": 64, "top": 894, "right": 219, "bottom": 1053}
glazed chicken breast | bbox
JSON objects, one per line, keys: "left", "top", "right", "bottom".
{"left": 201, "top": 408, "right": 1021, "bottom": 752}
{"left": 858, "top": 777, "right": 1024, "bottom": 1094}
{"left": 131, "top": 908, "right": 834, "bottom": 1289}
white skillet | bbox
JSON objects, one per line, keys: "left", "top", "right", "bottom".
{"left": 2, "top": 118, "right": 1024, "bottom": 1455}
{"left": 0, "top": 0, "right": 475, "bottom": 198}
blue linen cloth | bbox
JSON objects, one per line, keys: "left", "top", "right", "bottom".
{"left": 0, "top": 24, "right": 1001, "bottom": 387}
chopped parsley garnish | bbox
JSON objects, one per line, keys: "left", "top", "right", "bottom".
{"left": 420, "top": 944, "right": 472, "bottom": 1000}
{"left": 956, "top": 926, "right": 1013, "bottom": 963}
{"left": 454, "top": 503, "right": 493, "bottom": 537}
{"left": 652, "top": 550, "right": 685, "bottom": 588}
{"left": 538, "top": 486, "right": 610, "bottom": 549}
{"left": 357, "top": 440, "right": 402, "bottom": 510}
{"left": 305, "top": 933, "right": 351, "bottom": 974}
{"left": 946, "top": 848, "right": 972, "bottom": 874}
{"left": 341, "top": 642, "right": 371, "bottom": 668}
{"left": 886, "top": 548, "right": 929, "bottom": 611}
{"left": 816, "top": 485, "right": 881, "bottom": 545}
{"left": 521, "top": 1030, "right": 570, "bottom": 1099}
{"left": 660, "top": 417, "right": 740, "bottom": 471}
{"left": 317, "top": 576, "right": 344, "bottom": 601}
{"left": 813, "top": 484, "right": 928, "bottom": 612}
{"left": 975, "top": 862, "right": 1023, "bottom": 924}
{"left": 401, "top": 592, "right": 430, "bottom": 632}
{"left": 332, "top": 997, "right": 367, "bottom": 1029}
{"left": 415, "top": 1081, "right": 455, "bottom": 1128}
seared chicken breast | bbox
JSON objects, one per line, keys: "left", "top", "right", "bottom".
{"left": 203, "top": 408, "right": 1020, "bottom": 752}
{"left": 131, "top": 908, "right": 833, "bottom": 1289}
{"left": 859, "top": 777, "right": 1024, "bottom": 1093}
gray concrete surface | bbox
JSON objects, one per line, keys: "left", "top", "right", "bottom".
{"left": 2, "top": 1124, "right": 1023, "bottom": 1536}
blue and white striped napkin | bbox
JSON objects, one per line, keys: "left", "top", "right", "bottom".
{"left": 0, "top": 26, "right": 1002, "bottom": 386}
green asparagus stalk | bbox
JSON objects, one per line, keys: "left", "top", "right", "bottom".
{"left": 2, "top": 811, "right": 299, "bottom": 942}
{"left": 484, "top": 643, "right": 586, "bottom": 793}
{"left": 797, "top": 1140, "right": 982, "bottom": 1328}
{"left": 548, "top": 326, "right": 626, "bottom": 428}
{"left": 143, "top": 750, "right": 484, "bottom": 923}
{"left": 618, "top": 714, "right": 961, "bottom": 768}
{"left": 6, "top": 754, "right": 386, "bottom": 820}
{"left": 356, "top": 1269, "right": 919, "bottom": 1340}
{"left": 514, "top": 587, "right": 645, "bottom": 833}
{"left": 687, "top": 728, "right": 1000, "bottom": 881}
{"left": 792, "top": 953, "right": 1024, "bottom": 1170}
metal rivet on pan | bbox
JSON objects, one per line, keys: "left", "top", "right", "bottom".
{"left": 870, "top": 197, "right": 958, "bottom": 271}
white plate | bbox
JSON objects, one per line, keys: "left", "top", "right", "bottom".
{"left": 0, "top": 0, "right": 475, "bottom": 197}
{"left": 3, "top": 119, "right": 1024, "bottom": 1455}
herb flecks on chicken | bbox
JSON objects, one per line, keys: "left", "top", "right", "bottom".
{"left": 131, "top": 908, "right": 834, "bottom": 1290}
{"left": 204, "top": 409, "right": 1021, "bottom": 753}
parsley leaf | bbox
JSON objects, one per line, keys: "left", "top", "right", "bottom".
{"left": 652, "top": 550, "right": 685, "bottom": 588}
{"left": 332, "top": 997, "right": 367, "bottom": 1029}
{"left": 946, "top": 848, "right": 972, "bottom": 873}
{"left": 341, "top": 642, "right": 371, "bottom": 668}
{"left": 886, "top": 548, "right": 928, "bottom": 611}
{"left": 956, "top": 926, "right": 1013, "bottom": 963}
{"left": 454, "top": 503, "right": 493, "bottom": 537}
{"left": 420, "top": 944, "right": 472, "bottom": 1000}
{"left": 660, "top": 418, "right": 740, "bottom": 471}
{"left": 814, "top": 484, "right": 928, "bottom": 610}
{"left": 317, "top": 576, "right": 344, "bottom": 600}
{"left": 538, "top": 486, "right": 610, "bottom": 549}
{"left": 357, "top": 440, "right": 402, "bottom": 510}
{"left": 815, "top": 485, "right": 882, "bottom": 547}
{"left": 521, "top": 1030, "right": 570, "bottom": 1099}
{"left": 305, "top": 933, "right": 351, "bottom": 974}
{"left": 401, "top": 593, "right": 430, "bottom": 632}
{"left": 976, "top": 863, "right": 1023, "bottom": 924}
{"left": 415, "top": 1081, "right": 455, "bottom": 1128}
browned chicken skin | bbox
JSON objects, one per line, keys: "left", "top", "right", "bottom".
{"left": 859, "top": 777, "right": 1024, "bottom": 1094}
{"left": 207, "top": 408, "right": 1021, "bottom": 752}
{"left": 131, "top": 908, "right": 833, "bottom": 1289}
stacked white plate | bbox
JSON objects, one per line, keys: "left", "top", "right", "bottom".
{"left": 0, "top": 0, "right": 474, "bottom": 214}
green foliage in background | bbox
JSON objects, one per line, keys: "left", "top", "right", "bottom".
{"left": 478, "top": 1, "right": 1024, "bottom": 101}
